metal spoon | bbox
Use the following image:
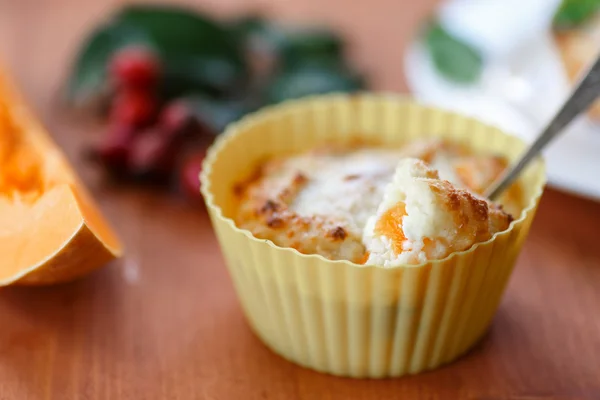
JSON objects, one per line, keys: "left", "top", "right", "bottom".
{"left": 485, "top": 53, "right": 600, "bottom": 201}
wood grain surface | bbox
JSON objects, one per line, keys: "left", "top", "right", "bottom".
{"left": 1, "top": 1, "right": 600, "bottom": 399}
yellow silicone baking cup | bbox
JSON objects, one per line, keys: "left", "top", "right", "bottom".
{"left": 201, "top": 94, "right": 546, "bottom": 378}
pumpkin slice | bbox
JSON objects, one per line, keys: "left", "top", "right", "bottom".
{"left": 0, "top": 66, "right": 122, "bottom": 285}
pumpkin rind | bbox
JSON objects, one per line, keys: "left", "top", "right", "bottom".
{"left": 0, "top": 65, "right": 123, "bottom": 286}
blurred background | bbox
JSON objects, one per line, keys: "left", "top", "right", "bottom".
{"left": 0, "top": 0, "right": 437, "bottom": 208}
{"left": 0, "top": 0, "right": 432, "bottom": 94}
{"left": 2, "top": 0, "right": 599, "bottom": 203}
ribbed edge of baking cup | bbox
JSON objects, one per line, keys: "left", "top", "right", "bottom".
{"left": 201, "top": 94, "right": 546, "bottom": 378}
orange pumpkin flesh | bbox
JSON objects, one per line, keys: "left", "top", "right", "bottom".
{"left": 0, "top": 68, "right": 122, "bottom": 286}
{"left": 374, "top": 202, "right": 407, "bottom": 256}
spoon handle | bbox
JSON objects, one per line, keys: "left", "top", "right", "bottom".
{"left": 486, "top": 53, "right": 600, "bottom": 201}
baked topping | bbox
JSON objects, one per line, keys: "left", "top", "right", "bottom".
{"left": 363, "top": 159, "right": 511, "bottom": 266}
{"left": 235, "top": 139, "right": 517, "bottom": 264}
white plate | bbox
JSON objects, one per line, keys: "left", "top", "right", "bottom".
{"left": 405, "top": 33, "right": 600, "bottom": 201}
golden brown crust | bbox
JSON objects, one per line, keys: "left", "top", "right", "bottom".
{"left": 237, "top": 198, "right": 366, "bottom": 262}
{"left": 234, "top": 140, "right": 516, "bottom": 263}
{"left": 428, "top": 180, "right": 512, "bottom": 254}
{"left": 235, "top": 153, "right": 369, "bottom": 262}
{"left": 328, "top": 226, "right": 348, "bottom": 240}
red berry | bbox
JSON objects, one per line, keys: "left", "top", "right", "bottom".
{"left": 180, "top": 151, "right": 206, "bottom": 202}
{"left": 110, "top": 88, "right": 156, "bottom": 127}
{"left": 94, "top": 124, "right": 136, "bottom": 174}
{"left": 129, "top": 128, "right": 180, "bottom": 179}
{"left": 109, "top": 46, "right": 160, "bottom": 88}
{"left": 159, "top": 100, "right": 194, "bottom": 135}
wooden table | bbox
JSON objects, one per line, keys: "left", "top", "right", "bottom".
{"left": 1, "top": 1, "right": 600, "bottom": 399}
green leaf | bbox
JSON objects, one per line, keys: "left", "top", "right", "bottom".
{"left": 228, "top": 15, "right": 266, "bottom": 38}
{"left": 279, "top": 29, "right": 345, "bottom": 69}
{"left": 67, "top": 22, "right": 149, "bottom": 104}
{"left": 115, "top": 5, "right": 248, "bottom": 95}
{"left": 425, "top": 21, "right": 483, "bottom": 84}
{"left": 182, "top": 95, "right": 254, "bottom": 134}
{"left": 554, "top": 0, "right": 600, "bottom": 29}
{"left": 229, "top": 18, "right": 345, "bottom": 67}
{"left": 228, "top": 18, "right": 343, "bottom": 61}
{"left": 67, "top": 5, "right": 250, "bottom": 104}
{"left": 159, "top": 56, "right": 245, "bottom": 99}
{"left": 264, "top": 64, "right": 365, "bottom": 104}
{"left": 228, "top": 15, "right": 287, "bottom": 52}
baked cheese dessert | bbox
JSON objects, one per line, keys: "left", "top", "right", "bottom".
{"left": 235, "top": 139, "right": 516, "bottom": 265}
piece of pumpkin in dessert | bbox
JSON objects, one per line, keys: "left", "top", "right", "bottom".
{"left": 363, "top": 158, "right": 512, "bottom": 266}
